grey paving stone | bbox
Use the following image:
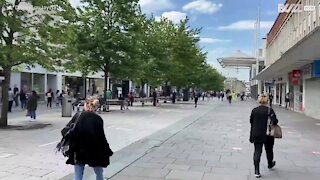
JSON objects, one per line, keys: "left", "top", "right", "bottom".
{"left": 164, "top": 164, "right": 190, "bottom": 171}
{"left": 202, "top": 173, "right": 248, "bottom": 180}
{"left": 148, "top": 157, "right": 176, "bottom": 164}
{"left": 165, "top": 170, "right": 203, "bottom": 180}
{"left": 118, "top": 167, "right": 170, "bottom": 178}
{"left": 24, "top": 169, "right": 53, "bottom": 177}
{"left": 6, "top": 166, "right": 33, "bottom": 174}
{"left": 174, "top": 159, "right": 207, "bottom": 166}
{"left": 111, "top": 176, "right": 165, "bottom": 180}
{"left": 212, "top": 167, "right": 251, "bottom": 176}
{"left": 189, "top": 166, "right": 212, "bottom": 173}
{"left": 132, "top": 162, "right": 166, "bottom": 169}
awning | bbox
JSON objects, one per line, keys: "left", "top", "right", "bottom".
{"left": 217, "top": 50, "right": 261, "bottom": 69}
{"left": 254, "top": 26, "right": 320, "bottom": 80}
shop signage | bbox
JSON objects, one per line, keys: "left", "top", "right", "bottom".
{"left": 314, "top": 60, "right": 320, "bottom": 78}
{"left": 302, "top": 64, "right": 313, "bottom": 79}
{"left": 292, "top": 70, "right": 302, "bottom": 78}
{"left": 290, "top": 70, "right": 301, "bottom": 86}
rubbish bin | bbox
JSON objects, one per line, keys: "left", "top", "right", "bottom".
{"left": 62, "top": 95, "right": 73, "bottom": 117}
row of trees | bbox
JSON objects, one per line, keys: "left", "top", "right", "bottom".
{"left": 0, "top": 0, "right": 224, "bottom": 127}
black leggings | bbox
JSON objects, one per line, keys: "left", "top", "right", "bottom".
{"left": 47, "top": 97, "right": 52, "bottom": 108}
{"left": 254, "top": 136, "right": 275, "bottom": 170}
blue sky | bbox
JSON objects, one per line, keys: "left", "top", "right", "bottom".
{"left": 70, "top": 0, "right": 285, "bottom": 81}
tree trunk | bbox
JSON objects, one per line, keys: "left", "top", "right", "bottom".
{"left": 104, "top": 66, "right": 109, "bottom": 99}
{"left": 140, "top": 79, "right": 145, "bottom": 97}
{"left": 0, "top": 67, "right": 12, "bottom": 127}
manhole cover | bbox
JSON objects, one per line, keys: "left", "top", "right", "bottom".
{"left": 16, "top": 123, "right": 52, "bottom": 130}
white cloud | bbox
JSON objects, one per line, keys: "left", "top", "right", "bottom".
{"left": 139, "top": 0, "right": 174, "bottom": 14}
{"left": 217, "top": 20, "right": 274, "bottom": 31}
{"left": 183, "top": 0, "right": 223, "bottom": 14}
{"left": 200, "top": 38, "right": 231, "bottom": 44}
{"left": 161, "top": 11, "right": 187, "bottom": 24}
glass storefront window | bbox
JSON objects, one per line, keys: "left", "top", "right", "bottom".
{"left": 21, "top": 72, "right": 32, "bottom": 93}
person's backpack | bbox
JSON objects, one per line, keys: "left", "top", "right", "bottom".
{"left": 56, "top": 112, "right": 82, "bottom": 157}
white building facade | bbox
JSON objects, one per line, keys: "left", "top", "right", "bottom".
{"left": 255, "top": 0, "right": 320, "bottom": 119}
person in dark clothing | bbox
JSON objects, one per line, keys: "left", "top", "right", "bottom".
{"left": 152, "top": 90, "right": 157, "bottom": 106}
{"left": 27, "top": 91, "right": 40, "bottom": 121}
{"left": 118, "top": 94, "right": 125, "bottom": 111}
{"left": 8, "top": 88, "right": 14, "bottom": 112}
{"left": 226, "top": 89, "right": 232, "bottom": 104}
{"left": 46, "top": 89, "right": 54, "bottom": 108}
{"left": 13, "top": 85, "right": 19, "bottom": 107}
{"left": 285, "top": 93, "right": 290, "bottom": 109}
{"left": 172, "top": 91, "right": 177, "bottom": 104}
{"left": 19, "top": 89, "right": 27, "bottom": 109}
{"left": 66, "top": 97, "right": 113, "bottom": 180}
{"left": 194, "top": 92, "right": 199, "bottom": 108}
{"left": 269, "top": 93, "right": 274, "bottom": 107}
{"left": 128, "top": 92, "right": 134, "bottom": 106}
{"left": 250, "top": 94, "right": 279, "bottom": 178}
{"left": 220, "top": 91, "right": 224, "bottom": 101}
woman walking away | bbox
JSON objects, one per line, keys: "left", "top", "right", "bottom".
{"left": 250, "top": 94, "right": 278, "bottom": 178}
{"left": 20, "top": 89, "right": 27, "bottom": 110}
{"left": 27, "top": 91, "right": 39, "bottom": 122}
{"left": 46, "top": 89, "right": 54, "bottom": 108}
{"left": 65, "top": 97, "right": 113, "bottom": 180}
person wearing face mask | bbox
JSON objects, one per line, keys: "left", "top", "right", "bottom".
{"left": 65, "top": 97, "right": 113, "bottom": 180}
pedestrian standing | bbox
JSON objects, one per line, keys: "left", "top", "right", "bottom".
{"left": 226, "top": 89, "right": 232, "bottom": 104}
{"left": 8, "top": 88, "right": 14, "bottom": 112}
{"left": 221, "top": 91, "right": 225, "bottom": 101}
{"left": 46, "top": 89, "right": 54, "bottom": 108}
{"left": 285, "top": 93, "right": 290, "bottom": 109}
{"left": 269, "top": 93, "right": 274, "bottom": 107}
{"left": 56, "top": 90, "right": 60, "bottom": 107}
{"left": 172, "top": 91, "right": 176, "bottom": 104}
{"left": 129, "top": 92, "right": 134, "bottom": 107}
{"left": 152, "top": 90, "right": 157, "bottom": 107}
{"left": 20, "top": 89, "right": 27, "bottom": 110}
{"left": 194, "top": 92, "right": 199, "bottom": 108}
{"left": 202, "top": 92, "right": 205, "bottom": 101}
{"left": 13, "top": 85, "right": 19, "bottom": 107}
{"left": 27, "top": 91, "right": 39, "bottom": 121}
{"left": 250, "top": 94, "right": 278, "bottom": 178}
{"left": 118, "top": 94, "right": 125, "bottom": 111}
{"left": 65, "top": 97, "right": 113, "bottom": 180}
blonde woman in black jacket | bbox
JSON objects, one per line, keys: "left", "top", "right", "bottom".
{"left": 66, "top": 97, "right": 113, "bottom": 180}
{"left": 250, "top": 94, "right": 278, "bottom": 178}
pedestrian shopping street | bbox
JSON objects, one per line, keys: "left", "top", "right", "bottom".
{"left": 69, "top": 100, "right": 320, "bottom": 180}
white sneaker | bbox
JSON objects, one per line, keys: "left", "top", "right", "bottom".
{"left": 30, "top": 118, "right": 36, "bottom": 122}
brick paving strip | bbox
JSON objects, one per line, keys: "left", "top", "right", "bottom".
{"left": 61, "top": 100, "right": 320, "bottom": 180}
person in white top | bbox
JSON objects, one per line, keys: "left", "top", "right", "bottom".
{"left": 8, "top": 88, "right": 14, "bottom": 112}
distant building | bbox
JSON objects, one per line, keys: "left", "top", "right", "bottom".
{"left": 224, "top": 78, "right": 246, "bottom": 93}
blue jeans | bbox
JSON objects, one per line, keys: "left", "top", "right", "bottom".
{"left": 29, "top": 110, "right": 36, "bottom": 119}
{"left": 74, "top": 164, "right": 103, "bottom": 180}
{"left": 21, "top": 100, "right": 27, "bottom": 109}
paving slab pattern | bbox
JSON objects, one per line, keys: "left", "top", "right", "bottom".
{"left": 108, "top": 100, "right": 320, "bottom": 180}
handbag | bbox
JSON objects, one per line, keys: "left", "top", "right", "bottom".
{"left": 267, "top": 108, "right": 282, "bottom": 138}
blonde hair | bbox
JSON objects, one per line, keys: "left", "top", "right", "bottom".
{"left": 258, "top": 94, "right": 269, "bottom": 105}
{"left": 85, "top": 97, "right": 100, "bottom": 110}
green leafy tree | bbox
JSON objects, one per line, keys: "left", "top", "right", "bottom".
{"left": 72, "top": 0, "right": 142, "bottom": 96}
{"left": 0, "top": 0, "right": 75, "bottom": 127}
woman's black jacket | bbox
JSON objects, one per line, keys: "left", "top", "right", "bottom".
{"left": 66, "top": 112, "right": 113, "bottom": 167}
{"left": 250, "top": 105, "right": 279, "bottom": 143}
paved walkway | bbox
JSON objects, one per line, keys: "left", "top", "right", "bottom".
{"left": 98, "top": 100, "right": 320, "bottom": 180}
{"left": 0, "top": 100, "right": 213, "bottom": 180}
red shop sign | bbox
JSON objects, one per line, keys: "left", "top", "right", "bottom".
{"left": 292, "top": 70, "right": 302, "bottom": 78}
